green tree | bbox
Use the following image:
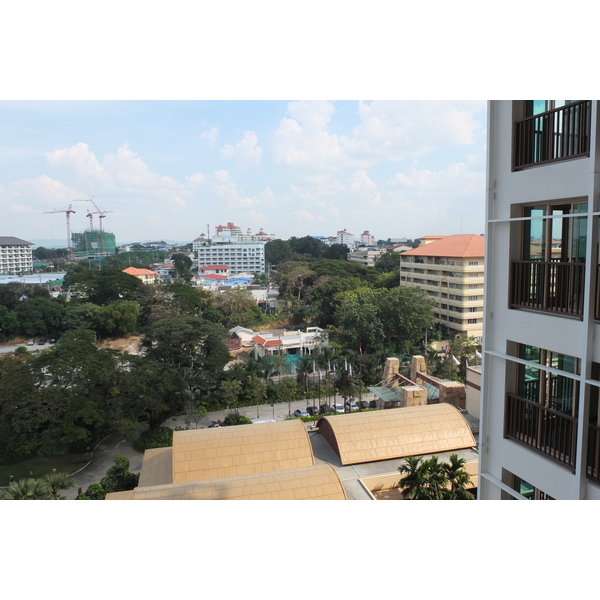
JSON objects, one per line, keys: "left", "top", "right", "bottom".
{"left": 321, "top": 243, "right": 349, "bottom": 260}
{"left": 2, "top": 478, "right": 53, "bottom": 500}
{"left": 43, "top": 470, "right": 76, "bottom": 499}
{"left": 265, "top": 239, "right": 292, "bottom": 265}
{"left": 278, "top": 377, "right": 298, "bottom": 415}
{"left": 140, "top": 316, "right": 230, "bottom": 412}
{"left": 172, "top": 253, "right": 194, "bottom": 282}
{"left": 398, "top": 455, "right": 448, "bottom": 500}
{"left": 76, "top": 455, "right": 139, "bottom": 500}
{"left": 334, "top": 287, "right": 387, "bottom": 353}
{"left": 398, "top": 454, "right": 475, "bottom": 500}
{"left": 443, "top": 453, "right": 475, "bottom": 500}
{"left": 219, "top": 379, "right": 243, "bottom": 413}
{"left": 214, "top": 287, "right": 264, "bottom": 328}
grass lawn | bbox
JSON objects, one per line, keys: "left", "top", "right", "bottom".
{"left": 0, "top": 453, "right": 88, "bottom": 486}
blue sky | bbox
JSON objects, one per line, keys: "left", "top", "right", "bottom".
{"left": 1, "top": 100, "right": 487, "bottom": 246}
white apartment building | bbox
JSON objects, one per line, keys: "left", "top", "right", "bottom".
{"left": 480, "top": 100, "right": 600, "bottom": 500}
{"left": 193, "top": 239, "right": 266, "bottom": 275}
{"left": 399, "top": 234, "right": 485, "bottom": 339}
{"left": 0, "top": 236, "right": 34, "bottom": 275}
{"left": 359, "top": 230, "right": 375, "bottom": 246}
{"left": 336, "top": 229, "right": 355, "bottom": 249}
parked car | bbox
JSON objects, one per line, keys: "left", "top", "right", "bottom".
{"left": 319, "top": 404, "right": 333, "bottom": 414}
{"left": 345, "top": 401, "right": 359, "bottom": 412}
{"left": 331, "top": 403, "right": 345, "bottom": 413}
{"left": 27, "top": 339, "right": 34, "bottom": 346}
{"left": 293, "top": 408, "right": 310, "bottom": 418}
{"left": 37, "top": 338, "right": 46, "bottom": 345}
{"left": 307, "top": 406, "right": 319, "bottom": 416}
{"left": 369, "top": 399, "right": 378, "bottom": 409}
{"left": 358, "top": 400, "right": 370, "bottom": 410}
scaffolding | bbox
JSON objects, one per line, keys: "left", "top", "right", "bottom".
{"left": 71, "top": 229, "right": 116, "bottom": 258}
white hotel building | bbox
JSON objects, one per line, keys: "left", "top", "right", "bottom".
{"left": 0, "top": 236, "right": 34, "bottom": 275}
{"left": 480, "top": 100, "right": 600, "bottom": 500}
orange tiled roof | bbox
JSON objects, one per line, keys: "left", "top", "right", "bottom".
{"left": 401, "top": 234, "right": 484, "bottom": 258}
{"left": 122, "top": 267, "right": 159, "bottom": 276}
{"left": 252, "top": 335, "right": 282, "bottom": 347}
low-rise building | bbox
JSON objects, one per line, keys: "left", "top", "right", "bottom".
{"left": 122, "top": 266, "right": 159, "bottom": 284}
{"left": 347, "top": 248, "right": 383, "bottom": 267}
{"left": 252, "top": 327, "right": 328, "bottom": 359}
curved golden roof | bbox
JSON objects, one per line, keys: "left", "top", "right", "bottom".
{"left": 171, "top": 419, "right": 314, "bottom": 483}
{"left": 317, "top": 403, "right": 476, "bottom": 465}
{"left": 106, "top": 464, "right": 346, "bottom": 500}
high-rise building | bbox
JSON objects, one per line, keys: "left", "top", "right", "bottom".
{"left": 336, "top": 229, "right": 355, "bottom": 249}
{"left": 360, "top": 230, "right": 375, "bottom": 246}
{"left": 0, "top": 236, "right": 33, "bottom": 275}
{"left": 480, "top": 100, "right": 600, "bottom": 500}
{"left": 399, "top": 234, "right": 485, "bottom": 339}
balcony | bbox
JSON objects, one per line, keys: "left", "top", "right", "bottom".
{"left": 510, "top": 260, "right": 584, "bottom": 319}
{"left": 513, "top": 101, "right": 591, "bottom": 170}
{"left": 505, "top": 393, "right": 577, "bottom": 471}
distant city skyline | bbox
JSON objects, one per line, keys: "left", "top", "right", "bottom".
{"left": 1, "top": 101, "right": 487, "bottom": 246}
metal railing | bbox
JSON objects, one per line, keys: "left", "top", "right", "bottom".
{"left": 505, "top": 393, "right": 577, "bottom": 471}
{"left": 587, "top": 423, "right": 600, "bottom": 483}
{"left": 510, "top": 260, "right": 584, "bottom": 319}
{"left": 514, "top": 101, "right": 591, "bottom": 170}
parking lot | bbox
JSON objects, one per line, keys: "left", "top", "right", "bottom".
{"left": 168, "top": 392, "right": 381, "bottom": 429}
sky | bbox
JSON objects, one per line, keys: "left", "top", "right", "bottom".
{"left": 0, "top": 100, "right": 488, "bottom": 247}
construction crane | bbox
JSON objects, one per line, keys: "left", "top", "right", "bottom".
{"left": 43, "top": 204, "right": 76, "bottom": 260}
{"left": 73, "top": 197, "right": 114, "bottom": 256}
{"left": 90, "top": 200, "right": 114, "bottom": 256}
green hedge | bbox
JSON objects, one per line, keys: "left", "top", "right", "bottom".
{"left": 134, "top": 427, "right": 173, "bottom": 452}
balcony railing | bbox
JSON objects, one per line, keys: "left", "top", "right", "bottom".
{"left": 588, "top": 422, "right": 600, "bottom": 484}
{"left": 505, "top": 393, "right": 577, "bottom": 471}
{"left": 514, "top": 101, "right": 591, "bottom": 170}
{"left": 510, "top": 260, "right": 584, "bottom": 319}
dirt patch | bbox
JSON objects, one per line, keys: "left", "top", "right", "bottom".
{"left": 98, "top": 335, "right": 142, "bottom": 355}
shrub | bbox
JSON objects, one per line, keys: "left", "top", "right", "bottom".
{"left": 134, "top": 426, "right": 173, "bottom": 452}
{"left": 221, "top": 413, "right": 252, "bottom": 427}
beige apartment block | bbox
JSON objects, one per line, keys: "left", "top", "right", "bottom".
{"left": 399, "top": 234, "right": 485, "bottom": 339}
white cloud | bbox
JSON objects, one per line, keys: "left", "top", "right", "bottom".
{"left": 199, "top": 127, "right": 219, "bottom": 146}
{"left": 186, "top": 173, "right": 206, "bottom": 186}
{"left": 220, "top": 131, "right": 262, "bottom": 167}
{"left": 272, "top": 101, "right": 344, "bottom": 170}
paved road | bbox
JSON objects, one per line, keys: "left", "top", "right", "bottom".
{"left": 63, "top": 434, "right": 144, "bottom": 499}
{"left": 0, "top": 342, "right": 52, "bottom": 355}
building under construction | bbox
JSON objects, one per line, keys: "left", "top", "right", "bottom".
{"left": 71, "top": 229, "right": 116, "bottom": 259}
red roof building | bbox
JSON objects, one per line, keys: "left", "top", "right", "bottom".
{"left": 399, "top": 235, "right": 485, "bottom": 339}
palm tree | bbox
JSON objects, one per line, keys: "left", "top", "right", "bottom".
{"left": 43, "top": 471, "right": 76, "bottom": 499}
{"left": 398, "top": 455, "right": 448, "bottom": 500}
{"left": 443, "top": 453, "right": 475, "bottom": 500}
{"left": 2, "top": 478, "right": 53, "bottom": 500}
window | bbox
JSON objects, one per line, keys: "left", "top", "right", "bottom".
{"left": 468, "top": 261, "right": 479, "bottom": 266}
{"left": 468, "top": 296, "right": 479, "bottom": 301}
